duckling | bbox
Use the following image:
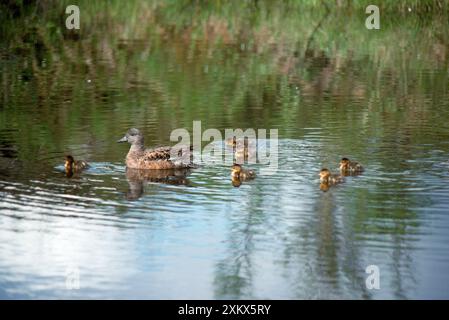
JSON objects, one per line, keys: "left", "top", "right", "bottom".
{"left": 226, "top": 136, "right": 245, "bottom": 147}
{"left": 64, "top": 155, "right": 89, "bottom": 176}
{"left": 234, "top": 144, "right": 257, "bottom": 161}
{"left": 319, "top": 168, "right": 343, "bottom": 185}
{"left": 231, "top": 163, "right": 256, "bottom": 181}
{"left": 339, "top": 157, "right": 364, "bottom": 173}
{"left": 231, "top": 177, "right": 242, "bottom": 188}
{"left": 225, "top": 136, "right": 256, "bottom": 148}
{"left": 226, "top": 137, "right": 257, "bottom": 162}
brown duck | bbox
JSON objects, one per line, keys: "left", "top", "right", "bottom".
{"left": 339, "top": 157, "right": 364, "bottom": 174}
{"left": 319, "top": 168, "right": 344, "bottom": 185}
{"left": 231, "top": 164, "right": 256, "bottom": 180}
{"left": 64, "top": 155, "right": 89, "bottom": 177}
{"left": 118, "top": 128, "right": 194, "bottom": 170}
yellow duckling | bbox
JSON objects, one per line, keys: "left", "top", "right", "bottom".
{"left": 225, "top": 136, "right": 257, "bottom": 148}
{"left": 226, "top": 137, "right": 257, "bottom": 163}
{"left": 226, "top": 136, "right": 247, "bottom": 147}
{"left": 65, "top": 155, "right": 89, "bottom": 177}
{"left": 231, "top": 177, "right": 242, "bottom": 188}
{"left": 234, "top": 144, "right": 257, "bottom": 162}
{"left": 319, "top": 168, "right": 343, "bottom": 185}
{"left": 231, "top": 164, "right": 256, "bottom": 181}
{"left": 339, "top": 157, "right": 364, "bottom": 174}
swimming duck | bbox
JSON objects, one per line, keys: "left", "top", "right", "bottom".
{"left": 319, "top": 168, "right": 343, "bottom": 185}
{"left": 118, "top": 128, "right": 194, "bottom": 170}
{"left": 339, "top": 157, "right": 364, "bottom": 173}
{"left": 225, "top": 136, "right": 243, "bottom": 147}
{"left": 226, "top": 137, "right": 257, "bottom": 163}
{"left": 231, "top": 177, "right": 243, "bottom": 188}
{"left": 225, "top": 136, "right": 257, "bottom": 148}
{"left": 234, "top": 144, "right": 257, "bottom": 162}
{"left": 64, "top": 155, "right": 89, "bottom": 177}
{"left": 231, "top": 163, "right": 256, "bottom": 181}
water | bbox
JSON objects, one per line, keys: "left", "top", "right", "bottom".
{"left": 1, "top": 4, "right": 449, "bottom": 299}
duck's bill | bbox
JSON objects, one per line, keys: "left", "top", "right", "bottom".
{"left": 117, "top": 136, "right": 127, "bottom": 143}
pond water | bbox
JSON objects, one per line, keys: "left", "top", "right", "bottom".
{"left": 1, "top": 4, "right": 449, "bottom": 299}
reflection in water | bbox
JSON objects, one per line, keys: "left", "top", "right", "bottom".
{"left": 125, "top": 168, "right": 192, "bottom": 200}
{"left": 314, "top": 191, "right": 339, "bottom": 293}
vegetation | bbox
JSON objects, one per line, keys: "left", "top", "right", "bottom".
{"left": 0, "top": 0, "right": 448, "bottom": 165}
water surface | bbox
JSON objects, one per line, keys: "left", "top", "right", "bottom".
{"left": 1, "top": 2, "right": 449, "bottom": 299}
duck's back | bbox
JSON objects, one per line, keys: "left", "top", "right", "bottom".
{"left": 241, "top": 169, "right": 256, "bottom": 180}
{"left": 126, "top": 145, "right": 193, "bottom": 170}
{"left": 350, "top": 161, "right": 364, "bottom": 171}
{"left": 74, "top": 160, "right": 89, "bottom": 170}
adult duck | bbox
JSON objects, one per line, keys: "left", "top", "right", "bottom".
{"left": 117, "top": 128, "right": 194, "bottom": 170}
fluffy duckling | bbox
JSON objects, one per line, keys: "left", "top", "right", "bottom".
{"left": 339, "top": 157, "right": 364, "bottom": 173}
{"left": 65, "top": 155, "right": 89, "bottom": 176}
{"left": 226, "top": 136, "right": 246, "bottom": 147}
{"left": 231, "top": 177, "right": 242, "bottom": 188}
{"left": 234, "top": 144, "right": 257, "bottom": 161}
{"left": 319, "top": 168, "right": 343, "bottom": 185}
{"left": 231, "top": 164, "right": 256, "bottom": 181}
{"left": 225, "top": 136, "right": 257, "bottom": 148}
{"left": 226, "top": 137, "right": 257, "bottom": 162}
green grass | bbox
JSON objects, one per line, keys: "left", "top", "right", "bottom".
{"left": 0, "top": 0, "right": 448, "bottom": 165}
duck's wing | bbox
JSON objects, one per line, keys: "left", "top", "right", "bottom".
{"left": 143, "top": 145, "right": 193, "bottom": 161}
{"left": 142, "top": 148, "right": 172, "bottom": 161}
{"left": 75, "top": 160, "right": 89, "bottom": 169}
{"left": 351, "top": 161, "right": 364, "bottom": 171}
{"left": 153, "top": 145, "right": 193, "bottom": 157}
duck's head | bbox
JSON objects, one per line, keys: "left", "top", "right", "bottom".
{"left": 339, "top": 157, "right": 350, "bottom": 170}
{"left": 64, "top": 155, "right": 75, "bottom": 168}
{"left": 225, "top": 136, "right": 236, "bottom": 146}
{"left": 64, "top": 155, "right": 74, "bottom": 176}
{"left": 117, "top": 128, "right": 144, "bottom": 145}
{"left": 225, "top": 136, "right": 250, "bottom": 147}
{"left": 232, "top": 163, "right": 242, "bottom": 174}
{"left": 319, "top": 168, "right": 331, "bottom": 180}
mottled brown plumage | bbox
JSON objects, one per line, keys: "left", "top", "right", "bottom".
{"left": 64, "top": 155, "right": 89, "bottom": 177}
{"left": 231, "top": 163, "right": 256, "bottom": 181}
{"left": 118, "top": 128, "right": 194, "bottom": 170}
{"left": 339, "top": 157, "right": 364, "bottom": 174}
{"left": 319, "top": 168, "right": 344, "bottom": 186}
